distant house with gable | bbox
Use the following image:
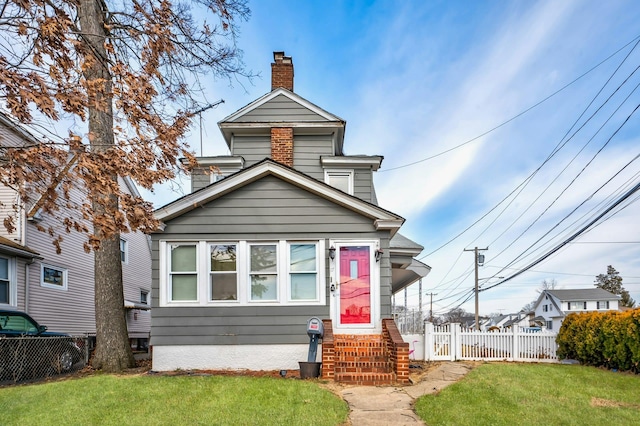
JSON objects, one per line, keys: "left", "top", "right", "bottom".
{"left": 533, "top": 288, "right": 620, "bottom": 331}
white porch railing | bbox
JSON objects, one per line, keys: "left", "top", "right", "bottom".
{"left": 419, "top": 323, "right": 558, "bottom": 362}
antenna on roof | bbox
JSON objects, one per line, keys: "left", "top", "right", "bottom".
{"left": 194, "top": 99, "right": 225, "bottom": 156}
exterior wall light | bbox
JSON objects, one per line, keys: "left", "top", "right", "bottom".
{"left": 375, "top": 248, "right": 383, "bottom": 262}
{"left": 329, "top": 246, "right": 336, "bottom": 260}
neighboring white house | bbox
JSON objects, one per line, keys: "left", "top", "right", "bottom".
{"left": 533, "top": 288, "right": 620, "bottom": 331}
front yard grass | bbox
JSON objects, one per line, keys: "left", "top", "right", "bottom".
{"left": 0, "top": 374, "right": 349, "bottom": 426}
{"left": 415, "top": 362, "right": 640, "bottom": 425}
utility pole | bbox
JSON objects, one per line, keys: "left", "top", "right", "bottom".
{"left": 426, "top": 292, "right": 438, "bottom": 322}
{"left": 464, "top": 247, "right": 488, "bottom": 330}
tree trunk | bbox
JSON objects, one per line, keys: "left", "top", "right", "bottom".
{"left": 78, "top": 0, "right": 135, "bottom": 371}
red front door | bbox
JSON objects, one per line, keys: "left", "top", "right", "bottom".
{"left": 339, "top": 246, "right": 371, "bottom": 325}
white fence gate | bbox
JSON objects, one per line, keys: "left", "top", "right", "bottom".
{"left": 423, "top": 323, "right": 558, "bottom": 362}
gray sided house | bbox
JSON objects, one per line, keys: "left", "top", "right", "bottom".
{"left": 0, "top": 113, "right": 152, "bottom": 346}
{"left": 151, "top": 52, "right": 430, "bottom": 383}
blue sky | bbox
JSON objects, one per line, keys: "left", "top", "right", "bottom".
{"left": 148, "top": 0, "right": 640, "bottom": 316}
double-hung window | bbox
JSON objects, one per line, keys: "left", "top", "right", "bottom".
{"left": 120, "top": 238, "right": 128, "bottom": 263}
{"left": 288, "top": 243, "right": 318, "bottom": 301}
{"left": 0, "top": 257, "right": 10, "bottom": 305}
{"left": 210, "top": 244, "right": 238, "bottom": 301}
{"left": 597, "top": 301, "right": 609, "bottom": 309}
{"left": 325, "top": 170, "right": 354, "bottom": 194}
{"left": 249, "top": 244, "right": 278, "bottom": 301}
{"left": 169, "top": 244, "right": 198, "bottom": 301}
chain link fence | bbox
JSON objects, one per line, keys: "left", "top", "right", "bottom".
{"left": 0, "top": 335, "right": 90, "bottom": 385}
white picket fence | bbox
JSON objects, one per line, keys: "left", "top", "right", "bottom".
{"left": 422, "top": 323, "right": 558, "bottom": 362}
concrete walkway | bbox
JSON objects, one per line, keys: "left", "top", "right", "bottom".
{"left": 340, "top": 362, "right": 474, "bottom": 426}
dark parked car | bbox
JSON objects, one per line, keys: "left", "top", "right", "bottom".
{"left": 0, "top": 310, "right": 83, "bottom": 382}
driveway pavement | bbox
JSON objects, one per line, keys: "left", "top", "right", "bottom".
{"left": 339, "top": 362, "right": 474, "bottom": 426}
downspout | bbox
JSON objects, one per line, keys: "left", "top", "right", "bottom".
{"left": 24, "top": 258, "right": 34, "bottom": 313}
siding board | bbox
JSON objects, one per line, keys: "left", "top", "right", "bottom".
{"left": 232, "top": 135, "right": 270, "bottom": 167}
{"left": 235, "top": 95, "right": 327, "bottom": 122}
{"left": 152, "top": 174, "right": 392, "bottom": 346}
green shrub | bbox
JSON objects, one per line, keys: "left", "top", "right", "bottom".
{"left": 556, "top": 309, "right": 640, "bottom": 372}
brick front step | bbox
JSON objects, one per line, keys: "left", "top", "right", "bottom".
{"left": 322, "top": 321, "right": 410, "bottom": 385}
{"left": 335, "top": 360, "right": 392, "bottom": 374}
{"left": 335, "top": 371, "right": 396, "bottom": 386}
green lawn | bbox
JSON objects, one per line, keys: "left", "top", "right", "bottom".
{"left": 3, "top": 363, "right": 639, "bottom": 425}
{"left": 0, "top": 374, "right": 349, "bottom": 426}
{"left": 415, "top": 363, "right": 640, "bottom": 426}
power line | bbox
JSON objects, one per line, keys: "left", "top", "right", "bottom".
{"left": 480, "top": 179, "right": 640, "bottom": 293}
{"left": 419, "top": 36, "right": 640, "bottom": 260}
{"left": 381, "top": 33, "right": 640, "bottom": 173}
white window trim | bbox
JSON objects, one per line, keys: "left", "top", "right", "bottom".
{"left": 209, "top": 167, "right": 240, "bottom": 183}
{"left": 286, "top": 241, "right": 322, "bottom": 303}
{"left": 120, "top": 238, "right": 128, "bottom": 264}
{"left": 41, "top": 263, "right": 68, "bottom": 291}
{"left": 165, "top": 242, "right": 200, "bottom": 305}
{"left": 159, "top": 239, "right": 326, "bottom": 307}
{"left": 0, "top": 255, "right": 17, "bottom": 307}
{"left": 329, "top": 239, "right": 380, "bottom": 332}
{"left": 248, "top": 242, "right": 279, "bottom": 302}
{"left": 324, "top": 169, "right": 354, "bottom": 195}
{"left": 208, "top": 242, "right": 239, "bottom": 303}
{"left": 140, "top": 289, "right": 149, "bottom": 305}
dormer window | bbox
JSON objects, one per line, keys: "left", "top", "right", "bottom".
{"left": 325, "top": 169, "right": 353, "bottom": 195}
{"left": 210, "top": 173, "right": 227, "bottom": 183}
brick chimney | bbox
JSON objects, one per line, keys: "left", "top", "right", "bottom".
{"left": 271, "top": 51, "right": 294, "bottom": 91}
{"left": 271, "top": 127, "right": 293, "bottom": 167}
{"left": 270, "top": 52, "right": 294, "bottom": 166}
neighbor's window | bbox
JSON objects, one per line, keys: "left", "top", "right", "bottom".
{"left": 209, "top": 244, "right": 238, "bottom": 301}
{"left": 169, "top": 244, "right": 198, "bottom": 301}
{"left": 120, "top": 238, "right": 128, "bottom": 263}
{"left": 249, "top": 244, "right": 278, "bottom": 301}
{"left": 0, "top": 257, "right": 9, "bottom": 304}
{"left": 545, "top": 321, "right": 553, "bottom": 330}
{"left": 140, "top": 290, "right": 149, "bottom": 305}
{"left": 288, "top": 243, "right": 318, "bottom": 301}
{"left": 41, "top": 264, "right": 68, "bottom": 290}
{"left": 597, "top": 301, "right": 609, "bottom": 309}
{"left": 542, "top": 305, "right": 548, "bottom": 312}
{"left": 567, "top": 301, "right": 586, "bottom": 310}
{"left": 325, "top": 170, "right": 353, "bottom": 194}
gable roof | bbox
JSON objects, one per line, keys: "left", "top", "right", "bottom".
{"left": 533, "top": 287, "right": 620, "bottom": 314}
{"left": 154, "top": 158, "right": 404, "bottom": 235}
{"left": 217, "top": 88, "right": 346, "bottom": 153}
{"left": 547, "top": 288, "right": 620, "bottom": 301}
